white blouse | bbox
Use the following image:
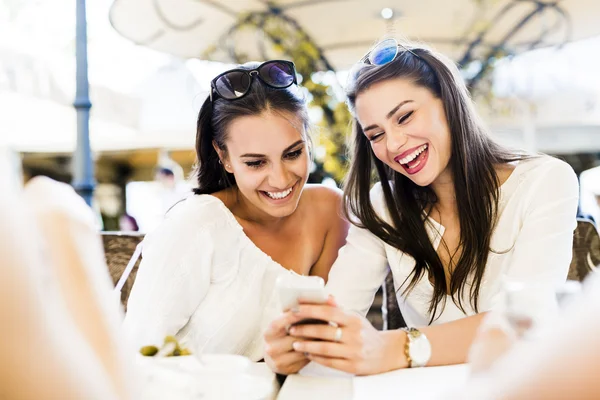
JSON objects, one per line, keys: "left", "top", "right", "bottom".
{"left": 326, "top": 155, "right": 580, "bottom": 327}
{"left": 123, "top": 195, "right": 295, "bottom": 361}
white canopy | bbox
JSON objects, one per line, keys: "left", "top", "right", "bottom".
{"left": 109, "top": 0, "right": 600, "bottom": 69}
{"left": 0, "top": 52, "right": 203, "bottom": 153}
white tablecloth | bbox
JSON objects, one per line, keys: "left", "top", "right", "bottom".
{"left": 277, "top": 364, "right": 470, "bottom": 400}
{"left": 136, "top": 356, "right": 279, "bottom": 399}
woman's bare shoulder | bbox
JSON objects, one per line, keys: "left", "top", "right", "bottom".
{"left": 301, "top": 184, "right": 344, "bottom": 213}
{"left": 299, "top": 184, "right": 347, "bottom": 235}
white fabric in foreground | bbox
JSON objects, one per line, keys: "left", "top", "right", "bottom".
{"left": 0, "top": 165, "right": 136, "bottom": 399}
{"left": 123, "top": 195, "right": 295, "bottom": 361}
{"left": 23, "top": 176, "right": 138, "bottom": 399}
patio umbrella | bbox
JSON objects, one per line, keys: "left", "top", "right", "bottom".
{"left": 109, "top": 0, "right": 600, "bottom": 73}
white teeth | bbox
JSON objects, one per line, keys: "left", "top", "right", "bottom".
{"left": 265, "top": 187, "right": 293, "bottom": 199}
{"left": 397, "top": 144, "right": 428, "bottom": 165}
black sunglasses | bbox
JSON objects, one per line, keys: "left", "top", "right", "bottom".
{"left": 210, "top": 60, "right": 298, "bottom": 101}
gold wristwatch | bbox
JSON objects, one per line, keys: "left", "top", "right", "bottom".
{"left": 401, "top": 327, "right": 432, "bottom": 368}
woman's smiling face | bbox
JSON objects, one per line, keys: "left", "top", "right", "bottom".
{"left": 355, "top": 77, "right": 452, "bottom": 187}
{"left": 218, "top": 110, "right": 310, "bottom": 219}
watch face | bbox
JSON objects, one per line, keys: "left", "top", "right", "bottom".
{"left": 410, "top": 334, "right": 432, "bottom": 366}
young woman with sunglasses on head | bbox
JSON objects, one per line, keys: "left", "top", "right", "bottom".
{"left": 264, "top": 39, "right": 579, "bottom": 375}
{"left": 123, "top": 61, "right": 348, "bottom": 364}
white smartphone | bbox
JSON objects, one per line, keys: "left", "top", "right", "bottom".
{"left": 275, "top": 273, "right": 328, "bottom": 311}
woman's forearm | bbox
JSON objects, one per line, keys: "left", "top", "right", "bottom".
{"left": 423, "top": 313, "right": 486, "bottom": 366}
{"left": 385, "top": 313, "right": 487, "bottom": 369}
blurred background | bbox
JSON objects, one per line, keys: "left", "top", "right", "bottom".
{"left": 3, "top": 0, "right": 600, "bottom": 232}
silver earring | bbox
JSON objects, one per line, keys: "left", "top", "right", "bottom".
{"left": 218, "top": 159, "right": 222, "bottom": 164}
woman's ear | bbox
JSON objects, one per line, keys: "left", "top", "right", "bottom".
{"left": 212, "top": 141, "right": 233, "bottom": 173}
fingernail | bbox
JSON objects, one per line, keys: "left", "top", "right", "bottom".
{"left": 291, "top": 306, "right": 299, "bottom": 313}
{"left": 289, "top": 327, "right": 296, "bottom": 335}
{"left": 292, "top": 342, "right": 301, "bottom": 351}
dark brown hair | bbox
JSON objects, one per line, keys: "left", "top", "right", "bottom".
{"left": 345, "top": 44, "right": 526, "bottom": 322}
{"left": 193, "top": 62, "right": 309, "bottom": 195}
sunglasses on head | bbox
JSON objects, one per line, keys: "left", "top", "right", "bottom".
{"left": 210, "top": 60, "right": 298, "bottom": 101}
{"left": 359, "top": 38, "right": 422, "bottom": 66}
{"left": 347, "top": 38, "right": 423, "bottom": 87}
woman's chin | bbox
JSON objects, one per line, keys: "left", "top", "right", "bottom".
{"left": 410, "top": 173, "right": 436, "bottom": 188}
{"left": 389, "top": 162, "right": 436, "bottom": 187}
{"left": 257, "top": 192, "right": 302, "bottom": 218}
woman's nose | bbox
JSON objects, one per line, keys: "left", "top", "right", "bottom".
{"left": 268, "top": 163, "right": 292, "bottom": 188}
{"left": 387, "top": 129, "right": 408, "bottom": 153}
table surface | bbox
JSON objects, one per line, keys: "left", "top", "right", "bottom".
{"left": 277, "top": 364, "right": 470, "bottom": 400}
{"left": 137, "top": 356, "right": 468, "bottom": 400}
{"left": 136, "top": 356, "right": 279, "bottom": 400}
{"left": 249, "top": 363, "right": 280, "bottom": 400}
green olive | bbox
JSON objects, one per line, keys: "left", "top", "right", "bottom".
{"left": 139, "top": 345, "right": 159, "bottom": 356}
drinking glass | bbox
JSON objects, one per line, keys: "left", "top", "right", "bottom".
{"left": 503, "top": 281, "right": 566, "bottom": 339}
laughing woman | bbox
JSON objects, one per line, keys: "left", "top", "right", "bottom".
{"left": 264, "top": 39, "right": 579, "bottom": 375}
{"left": 123, "top": 61, "right": 348, "bottom": 364}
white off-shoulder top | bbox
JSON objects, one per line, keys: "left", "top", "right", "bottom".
{"left": 123, "top": 195, "right": 296, "bottom": 361}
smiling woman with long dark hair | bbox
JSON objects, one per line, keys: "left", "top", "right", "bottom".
{"left": 123, "top": 61, "right": 348, "bottom": 365}
{"left": 264, "top": 39, "right": 579, "bottom": 376}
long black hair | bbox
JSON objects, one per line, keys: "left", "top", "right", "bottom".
{"left": 345, "top": 43, "right": 526, "bottom": 322}
{"left": 193, "top": 62, "right": 309, "bottom": 195}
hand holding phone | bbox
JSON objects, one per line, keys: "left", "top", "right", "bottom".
{"left": 275, "top": 273, "right": 330, "bottom": 327}
{"left": 276, "top": 273, "right": 327, "bottom": 311}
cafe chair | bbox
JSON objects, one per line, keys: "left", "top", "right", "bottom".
{"left": 102, "top": 232, "right": 145, "bottom": 310}
{"left": 568, "top": 218, "right": 600, "bottom": 281}
{"left": 381, "top": 271, "right": 407, "bottom": 330}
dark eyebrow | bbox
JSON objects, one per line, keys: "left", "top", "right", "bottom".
{"left": 240, "top": 139, "right": 305, "bottom": 158}
{"left": 362, "top": 100, "right": 414, "bottom": 132}
{"left": 283, "top": 140, "right": 305, "bottom": 153}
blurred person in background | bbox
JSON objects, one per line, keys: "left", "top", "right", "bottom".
{"left": 155, "top": 159, "right": 190, "bottom": 214}
{"left": 124, "top": 164, "right": 191, "bottom": 233}
{"left": 265, "top": 38, "right": 579, "bottom": 376}
{"left": 118, "top": 213, "right": 139, "bottom": 232}
{"left": 123, "top": 60, "right": 348, "bottom": 368}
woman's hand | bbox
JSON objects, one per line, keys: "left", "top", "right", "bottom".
{"left": 468, "top": 312, "right": 517, "bottom": 373}
{"left": 263, "top": 310, "right": 310, "bottom": 375}
{"left": 288, "top": 299, "right": 407, "bottom": 375}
